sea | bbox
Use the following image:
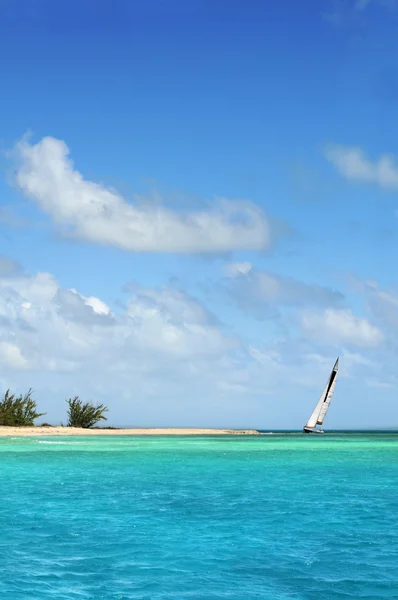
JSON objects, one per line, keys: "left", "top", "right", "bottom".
{"left": 0, "top": 433, "right": 397, "bottom": 599}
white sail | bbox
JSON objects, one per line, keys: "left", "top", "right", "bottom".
{"left": 305, "top": 358, "right": 339, "bottom": 429}
{"left": 305, "top": 383, "right": 329, "bottom": 428}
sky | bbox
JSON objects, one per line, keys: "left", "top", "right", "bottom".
{"left": 0, "top": 0, "right": 397, "bottom": 428}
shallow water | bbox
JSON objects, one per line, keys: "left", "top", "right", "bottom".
{"left": 0, "top": 434, "right": 397, "bottom": 599}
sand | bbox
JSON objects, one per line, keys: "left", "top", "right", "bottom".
{"left": 0, "top": 426, "right": 261, "bottom": 437}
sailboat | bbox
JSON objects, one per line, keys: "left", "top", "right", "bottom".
{"left": 303, "top": 358, "right": 339, "bottom": 434}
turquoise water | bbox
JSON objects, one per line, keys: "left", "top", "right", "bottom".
{"left": 0, "top": 434, "right": 398, "bottom": 599}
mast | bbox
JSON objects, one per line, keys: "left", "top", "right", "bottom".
{"left": 317, "top": 358, "right": 338, "bottom": 425}
{"left": 304, "top": 358, "right": 339, "bottom": 430}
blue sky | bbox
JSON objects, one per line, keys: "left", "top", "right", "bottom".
{"left": 0, "top": 0, "right": 397, "bottom": 428}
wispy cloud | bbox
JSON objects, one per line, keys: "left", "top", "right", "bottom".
{"left": 357, "top": 0, "right": 398, "bottom": 8}
{"left": 300, "top": 308, "right": 384, "bottom": 347}
{"left": 225, "top": 262, "right": 344, "bottom": 319}
{"left": 354, "top": 278, "right": 398, "bottom": 334}
{"left": 355, "top": 0, "right": 372, "bottom": 9}
{"left": 323, "top": 0, "right": 396, "bottom": 27}
{"left": 324, "top": 144, "right": 398, "bottom": 190}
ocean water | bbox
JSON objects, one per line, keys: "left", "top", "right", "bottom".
{"left": 0, "top": 434, "right": 397, "bottom": 599}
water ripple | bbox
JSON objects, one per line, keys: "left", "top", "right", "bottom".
{"left": 0, "top": 434, "right": 397, "bottom": 599}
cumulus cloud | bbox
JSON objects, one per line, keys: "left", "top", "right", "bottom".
{"left": 3, "top": 267, "right": 356, "bottom": 427}
{"left": 0, "top": 341, "right": 29, "bottom": 369}
{"left": 0, "top": 268, "right": 256, "bottom": 423}
{"left": 225, "top": 262, "right": 344, "bottom": 319}
{"left": 0, "top": 263, "right": 390, "bottom": 427}
{"left": 301, "top": 308, "right": 384, "bottom": 347}
{"left": 0, "top": 271, "right": 238, "bottom": 370}
{"left": 324, "top": 144, "right": 398, "bottom": 190}
{"left": 12, "top": 136, "right": 271, "bottom": 253}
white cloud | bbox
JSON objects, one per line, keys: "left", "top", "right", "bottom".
{"left": 0, "top": 269, "right": 254, "bottom": 424}
{"left": 324, "top": 144, "right": 398, "bottom": 190}
{"left": 12, "top": 136, "right": 271, "bottom": 253}
{"left": 225, "top": 262, "right": 344, "bottom": 318}
{"left": 226, "top": 262, "right": 253, "bottom": 277}
{"left": 0, "top": 272, "right": 237, "bottom": 369}
{"left": 0, "top": 341, "right": 28, "bottom": 369}
{"left": 124, "top": 286, "right": 235, "bottom": 358}
{"left": 0, "top": 262, "right": 392, "bottom": 427}
{"left": 301, "top": 308, "right": 384, "bottom": 347}
{"left": 69, "top": 289, "right": 111, "bottom": 316}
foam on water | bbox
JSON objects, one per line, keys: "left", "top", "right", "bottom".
{"left": 0, "top": 434, "right": 397, "bottom": 599}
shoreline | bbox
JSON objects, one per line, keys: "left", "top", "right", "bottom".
{"left": 0, "top": 426, "right": 261, "bottom": 437}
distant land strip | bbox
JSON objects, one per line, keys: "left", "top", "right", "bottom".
{"left": 0, "top": 427, "right": 261, "bottom": 437}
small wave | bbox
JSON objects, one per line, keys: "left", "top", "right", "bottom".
{"left": 37, "top": 440, "right": 83, "bottom": 445}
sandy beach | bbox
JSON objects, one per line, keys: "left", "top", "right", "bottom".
{"left": 0, "top": 427, "right": 261, "bottom": 437}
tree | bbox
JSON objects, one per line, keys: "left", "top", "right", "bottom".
{"left": 0, "top": 389, "right": 46, "bottom": 426}
{"left": 66, "top": 396, "right": 108, "bottom": 428}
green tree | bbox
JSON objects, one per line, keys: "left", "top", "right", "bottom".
{"left": 66, "top": 396, "right": 108, "bottom": 428}
{"left": 0, "top": 389, "right": 46, "bottom": 426}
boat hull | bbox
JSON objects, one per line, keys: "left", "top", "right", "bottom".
{"left": 303, "top": 426, "right": 324, "bottom": 434}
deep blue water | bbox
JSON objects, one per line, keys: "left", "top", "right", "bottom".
{"left": 0, "top": 434, "right": 397, "bottom": 599}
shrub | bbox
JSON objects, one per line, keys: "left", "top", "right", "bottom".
{"left": 66, "top": 396, "right": 108, "bottom": 429}
{"left": 0, "top": 389, "right": 46, "bottom": 426}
